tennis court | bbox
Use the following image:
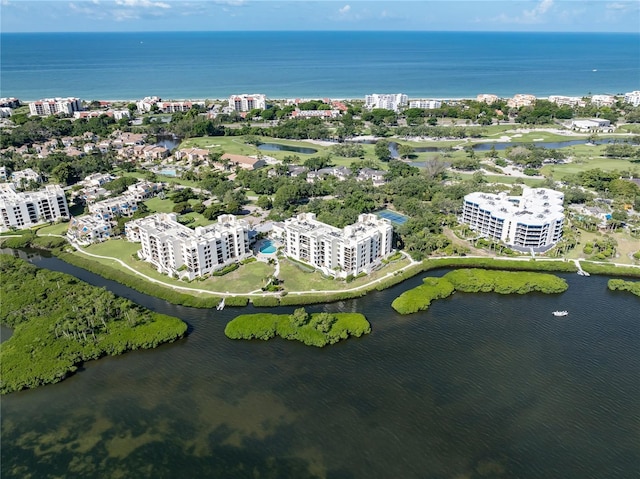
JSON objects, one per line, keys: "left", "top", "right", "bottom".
{"left": 376, "top": 209, "right": 409, "bottom": 225}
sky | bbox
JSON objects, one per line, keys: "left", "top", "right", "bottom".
{"left": 1, "top": 0, "right": 639, "bottom": 33}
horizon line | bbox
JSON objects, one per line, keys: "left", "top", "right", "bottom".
{"left": 2, "top": 29, "right": 639, "bottom": 34}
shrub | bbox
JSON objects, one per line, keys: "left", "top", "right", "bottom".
{"left": 391, "top": 277, "right": 455, "bottom": 314}
{"left": 224, "top": 310, "right": 371, "bottom": 347}
{"left": 0, "top": 255, "right": 187, "bottom": 394}
{"left": 252, "top": 296, "right": 280, "bottom": 307}
{"left": 391, "top": 269, "right": 568, "bottom": 315}
{"left": 607, "top": 279, "right": 640, "bottom": 297}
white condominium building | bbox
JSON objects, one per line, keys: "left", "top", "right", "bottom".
{"left": 10, "top": 168, "right": 42, "bottom": 185}
{"left": 548, "top": 95, "right": 586, "bottom": 108}
{"left": 461, "top": 187, "right": 564, "bottom": 251}
{"left": 229, "top": 94, "right": 267, "bottom": 112}
{"left": 0, "top": 183, "right": 69, "bottom": 231}
{"left": 29, "top": 98, "right": 82, "bottom": 116}
{"left": 507, "top": 94, "right": 536, "bottom": 108}
{"left": 281, "top": 213, "right": 393, "bottom": 278}
{"left": 365, "top": 93, "right": 408, "bottom": 111}
{"left": 476, "top": 94, "right": 499, "bottom": 104}
{"left": 66, "top": 215, "right": 113, "bottom": 245}
{"left": 624, "top": 91, "right": 640, "bottom": 107}
{"left": 408, "top": 99, "right": 442, "bottom": 109}
{"left": 126, "top": 213, "right": 251, "bottom": 280}
{"left": 590, "top": 94, "right": 616, "bottom": 107}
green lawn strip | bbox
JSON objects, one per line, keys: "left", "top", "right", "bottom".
{"left": 278, "top": 257, "right": 411, "bottom": 293}
{"left": 454, "top": 172, "right": 547, "bottom": 186}
{"left": 36, "top": 222, "right": 70, "bottom": 236}
{"left": 392, "top": 268, "right": 569, "bottom": 315}
{"left": 224, "top": 310, "right": 371, "bottom": 347}
{"left": 144, "top": 196, "right": 176, "bottom": 213}
{"left": 607, "top": 279, "right": 640, "bottom": 297}
{"left": 541, "top": 154, "right": 639, "bottom": 179}
{"left": 580, "top": 261, "right": 640, "bottom": 278}
{"left": 0, "top": 255, "right": 187, "bottom": 394}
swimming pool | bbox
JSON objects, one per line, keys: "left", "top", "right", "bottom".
{"left": 158, "top": 168, "right": 177, "bottom": 177}
{"left": 259, "top": 240, "right": 277, "bottom": 254}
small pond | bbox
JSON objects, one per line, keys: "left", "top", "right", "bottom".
{"left": 257, "top": 143, "right": 318, "bottom": 154}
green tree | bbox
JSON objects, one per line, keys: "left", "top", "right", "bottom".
{"left": 375, "top": 139, "right": 392, "bottom": 162}
{"left": 257, "top": 195, "right": 273, "bottom": 210}
{"left": 50, "top": 162, "right": 76, "bottom": 185}
{"left": 289, "top": 308, "right": 309, "bottom": 327}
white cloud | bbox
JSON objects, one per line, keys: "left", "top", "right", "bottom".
{"left": 212, "top": 0, "right": 246, "bottom": 5}
{"left": 523, "top": 0, "right": 554, "bottom": 20}
{"left": 114, "top": 0, "right": 171, "bottom": 9}
{"left": 338, "top": 4, "right": 350, "bottom": 14}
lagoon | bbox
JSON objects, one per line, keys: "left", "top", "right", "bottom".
{"left": 1, "top": 250, "right": 639, "bottom": 478}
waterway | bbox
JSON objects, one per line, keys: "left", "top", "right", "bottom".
{"left": 1, "top": 250, "right": 639, "bottom": 478}
{"left": 388, "top": 138, "right": 619, "bottom": 157}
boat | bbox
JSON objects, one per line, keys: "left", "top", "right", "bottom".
{"left": 553, "top": 310, "right": 568, "bottom": 317}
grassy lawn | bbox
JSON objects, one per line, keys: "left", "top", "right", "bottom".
{"left": 205, "top": 261, "right": 274, "bottom": 293}
{"left": 144, "top": 196, "right": 176, "bottom": 213}
{"left": 278, "top": 256, "right": 411, "bottom": 292}
{"left": 542, "top": 155, "right": 640, "bottom": 179}
{"left": 37, "top": 222, "right": 70, "bottom": 236}
{"left": 454, "top": 172, "right": 548, "bottom": 187}
{"left": 80, "top": 240, "right": 275, "bottom": 294}
{"left": 563, "top": 229, "right": 639, "bottom": 265}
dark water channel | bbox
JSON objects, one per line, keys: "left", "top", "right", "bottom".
{"left": 1, "top": 250, "right": 639, "bottom": 478}
{"left": 258, "top": 143, "right": 318, "bottom": 154}
{"left": 389, "top": 138, "right": 618, "bottom": 157}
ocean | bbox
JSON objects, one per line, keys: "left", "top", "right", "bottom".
{"left": 1, "top": 31, "right": 639, "bottom": 101}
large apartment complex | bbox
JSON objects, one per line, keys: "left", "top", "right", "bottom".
{"left": 461, "top": 187, "right": 564, "bottom": 252}
{"left": 29, "top": 97, "right": 82, "bottom": 116}
{"left": 229, "top": 94, "right": 267, "bottom": 112}
{"left": 126, "top": 213, "right": 251, "bottom": 280}
{"left": 0, "top": 183, "right": 69, "bottom": 231}
{"left": 365, "top": 93, "right": 408, "bottom": 112}
{"left": 277, "top": 213, "right": 393, "bottom": 278}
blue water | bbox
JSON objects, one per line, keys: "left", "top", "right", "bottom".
{"left": 1, "top": 31, "right": 638, "bottom": 100}
{"left": 259, "top": 240, "right": 276, "bottom": 254}
{"left": 258, "top": 143, "right": 317, "bottom": 154}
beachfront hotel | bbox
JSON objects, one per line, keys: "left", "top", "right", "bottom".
{"left": 364, "top": 93, "right": 408, "bottom": 112}
{"left": 229, "top": 94, "right": 267, "bottom": 112}
{"left": 278, "top": 212, "right": 393, "bottom": 278}
{"left": 0, "top": 183, "right": 69, "bottom": 231}
{"left": 126, "top": 213, "right": 251, "bottom": 280}
{"left": 461, "top": 187, "right": 565, "bottom": 252}
{"left": 29, "top": 97, "right": 82, "bottom": 116}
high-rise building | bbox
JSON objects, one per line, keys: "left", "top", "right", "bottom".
{"left": 126, "top": 213, "right": 251, "bottom": 280}
{"left": 29, "top": 98, "right": 82, "bottom": 116}
{"left": 461, "top": 187, "right": 564, "bottom": 251}
{"left": 229, "top": 94, "right": 266, "bottom": 112}
{"left": 0, "top": 183, "right": 69, "bottom": 231}
{"left": 280, "top": 213, "right": 393, "bottom": 278}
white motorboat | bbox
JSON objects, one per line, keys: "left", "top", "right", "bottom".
{"left": 553, "top": 310, "right": 568, "bottom": 317}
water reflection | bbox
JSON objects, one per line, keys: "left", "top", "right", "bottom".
{"left": 258, "top": 143, "right": 318, "bottom": 154}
